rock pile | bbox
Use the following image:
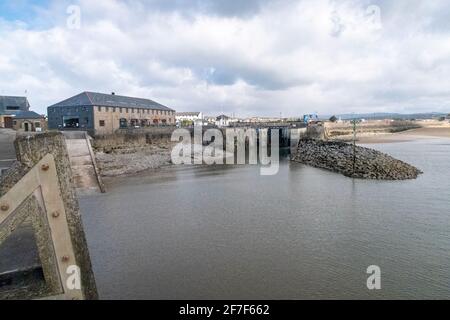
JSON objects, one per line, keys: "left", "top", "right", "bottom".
{"left": 291, "top": 139, "right": 422, "bottom": 180}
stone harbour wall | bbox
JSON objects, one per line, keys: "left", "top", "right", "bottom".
{"left": 291, "top": 139, "right": 422, "bottom": 180}
{"left": 92, "top": 127, "right": 176, "bottom": 153}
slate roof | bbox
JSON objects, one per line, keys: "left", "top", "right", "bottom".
{"left": 176, "top": 112, "right": 201, "bottom": 117}
{"left": 1, "top": 110, "right": 43, "bottom": 119}
{"left": 0, "top": 96, "right": 30, "bottom": 112}
{"left": 48, "top": 92, "right": 173, "bottom": 111}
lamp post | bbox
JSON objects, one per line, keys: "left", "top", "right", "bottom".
{"left": 351, "top": 118, "right": 358, "bottom": 175}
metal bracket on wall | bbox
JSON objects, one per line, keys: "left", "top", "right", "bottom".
{"left": 0, "top": 154, "right": 84, "bottom": 300}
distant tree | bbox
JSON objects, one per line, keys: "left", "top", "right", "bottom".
{"left": 329, "top": 115, "right": 338, "bottom": 123}
{"left": 438, "top": 116, "right": 446, "bottom": 121}
{"left": 181, "top": 120, "right": 194, "bottom": 127}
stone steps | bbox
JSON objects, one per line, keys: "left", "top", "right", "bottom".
{"left": 65, "top": 136, "right": 104, "bottom": 194}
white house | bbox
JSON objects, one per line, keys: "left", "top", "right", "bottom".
{"left": 215, "top": 114, "right": 231, "bottom": 127}
{"left": 175, "top": 112, "right": 204, "bottom": 126}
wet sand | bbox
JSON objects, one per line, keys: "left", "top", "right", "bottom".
{"left": 356, "top": 126, "right": 450, "bottom": 144}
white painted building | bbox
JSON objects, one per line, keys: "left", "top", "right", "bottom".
{"left": 175, "top": 112, "right": 204, "bottom": 126}
{"left": 215, "top": 115, "right": 231, "bottom": 127}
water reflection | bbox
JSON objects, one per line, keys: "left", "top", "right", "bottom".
{"left": 80, "top": 139, "right": 450, "bottom": 299}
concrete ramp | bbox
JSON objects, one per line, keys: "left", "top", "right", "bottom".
{"left": 63, "top": 132, "right": 105, "bottom": 194}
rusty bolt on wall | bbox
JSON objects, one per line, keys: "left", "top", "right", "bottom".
{"left": 61, "top": 255, "right": 70, "bottom": 263}
{"left": 41, "top": 164, "right": 50, "bottom": 171}
{"left": 52, "top": 211, "right": 60, "bottom": 218}
{"left": 0, "top": 203, "right": 9, "bottom": 212}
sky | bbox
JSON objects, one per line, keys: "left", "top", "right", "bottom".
{"left": 0, "top": 0, "right": 449, "bottom": 117}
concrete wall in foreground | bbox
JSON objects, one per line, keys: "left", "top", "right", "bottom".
{"left": 0, "top": 132, "right": 98, "bottom": 299}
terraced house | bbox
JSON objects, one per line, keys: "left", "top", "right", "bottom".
{"left": 47, "top": 91, "right": 176, "bottom": 135}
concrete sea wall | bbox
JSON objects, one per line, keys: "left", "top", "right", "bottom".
{"left": 92, "top": 128, "right": 178, "bottom": 177}
{"left": 92, "top": 127, "right": 176, "bottom": 153}
{"left": 291, "top": 139, "right": 422, "bottom": 180}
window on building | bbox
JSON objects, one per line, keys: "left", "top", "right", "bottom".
{"left": 13, "top": 121, "right": 17, "bottom": 125}
{"left": 34, "top": 122, "right": 41, "bottom": 128}
{"left": 132, "top": 108, "right": 134, "bottom": 113}
{"left": 105, "top": 107, "right": 109, "bottom": 112}
{"left": 119, "top": 107, "right": 123, "bottom": 113}
{"left": 99, "top": 120, "right": 105, "bottom": 127}
{"left": 63, "top": 116, "right": 80, "bottom": 128}
{"left": 126, "top": 108, "right": 129, "bottom": 113}
{"left": 113, "top": 107, "right": 116, "bottom": 112}
{"left": 98, "top": 106, "right": 102, "bottom": 112}
{"left": 6, "top": 106, "right": 20, "bottom": 110}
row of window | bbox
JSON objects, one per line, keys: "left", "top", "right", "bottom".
{"left": 48, "top": 107, "right": 89, "bottom": 113}
{"left": 98, "top": 106, "right": 174, "bottom": 116}
{"left": 48, "top": 107, "right": 174, "bottom": 115}
{"left": 12, "top": 120, "right": 41, "bottom": 127}
{"left": 98, "top": 118, "right": 172, "bottom": 127}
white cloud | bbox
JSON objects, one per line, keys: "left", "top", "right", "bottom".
{"left": 0, "top": 0, "right": 449, "bottom": 116}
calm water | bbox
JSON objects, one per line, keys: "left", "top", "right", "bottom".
{"left": 80, "top": 138, "right": 450, "bottom": 299}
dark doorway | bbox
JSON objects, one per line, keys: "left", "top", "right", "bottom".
{"left": 63, "top": 116, "right": 80, "bottom": 129}
{"left": 24, "top": 123, "right": 29, "bottom": 132}
{"left": 4, "top": 117, "right": 13, "bottom": 128}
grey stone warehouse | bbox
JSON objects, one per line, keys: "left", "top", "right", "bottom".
{"left": 47, "top": 91, "right": 176, "bottom": 135}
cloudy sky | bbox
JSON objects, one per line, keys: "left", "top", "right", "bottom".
{"left": 0, "top": 0, "right": 449, "bottom": 116}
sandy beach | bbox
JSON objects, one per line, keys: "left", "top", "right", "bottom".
{"left": 357, "top": 126, "right": 450, "bottom": 144}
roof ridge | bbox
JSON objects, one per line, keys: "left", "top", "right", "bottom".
{"left": 48, "top": 91, "right": 174, "bottom": 111}
{"left": 87, "top": 91, "right": 161, "bottom": 103}
{"left": 84, "top": 92, "right": 94, "bottom": 105}
{"left": 0, "top": 95, "right": 28, "bottom": 99}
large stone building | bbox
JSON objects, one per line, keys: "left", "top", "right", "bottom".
{"left": 0, "top": 96, "right": 46, "bottom": 132}
{"left": 47, "top": 91, "right": 176, "bottom": 135}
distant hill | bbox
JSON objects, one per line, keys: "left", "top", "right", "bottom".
{"left": 322, "top": 112, "right": 447, "bottom": 121}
